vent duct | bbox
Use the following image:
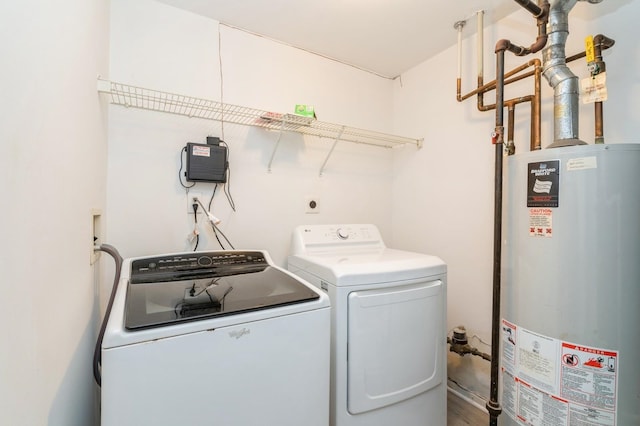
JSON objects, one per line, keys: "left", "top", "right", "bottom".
{"left": 543, "top": 0, "right": 604, "bottom": 147}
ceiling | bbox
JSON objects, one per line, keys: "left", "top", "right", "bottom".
{"left": 155, "top": 0, "right": 521, "bottom": 78}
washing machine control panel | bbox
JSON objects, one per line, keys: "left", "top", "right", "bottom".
{"left": 130, "top": 251, "right": 267, "bottom": 284}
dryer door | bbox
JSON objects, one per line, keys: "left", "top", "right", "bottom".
{"left": 347, "top": 280, "right": 444, "bottom": 414}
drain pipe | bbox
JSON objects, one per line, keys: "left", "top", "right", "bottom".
{"left": 487, "top": 43, "right": 507, "bottom": 426}
{"left": 486, "top": 2, "right": 550, "bottom": 421}
{"left": 498, "top": 1, "right": 549, "bottom": 56}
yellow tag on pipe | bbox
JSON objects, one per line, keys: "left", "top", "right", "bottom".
{"left": 585, "top": 35, "right": 595, "bottom": 63}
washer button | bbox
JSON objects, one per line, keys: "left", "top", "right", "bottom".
{"left": 197, "top": 256, "right": 213, "bottom": 267}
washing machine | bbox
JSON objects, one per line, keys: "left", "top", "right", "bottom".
{"left": 287, "top": 224, "right": 447, "bottom": 426}
{"left": 100, "top": 250, "right": 330, "bottom": 426}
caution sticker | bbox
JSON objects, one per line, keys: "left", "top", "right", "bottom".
{"left": 501, "top": 320, "right": 619, "bottom": 426}
{"left": 529, "top": 208, "right": 553, "bottom": 238}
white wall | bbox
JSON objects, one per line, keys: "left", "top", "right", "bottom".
{"left": 106, "top": 0, "right": 403, "bottom": 265}
{"left": 0, "top": 1, "right": 109, "bottom": 425}
{"left": 391, "top": 0, "right": 640, "bottom": 404}
{"left": 2, "top": 1, "right": 635, "bottom": 424}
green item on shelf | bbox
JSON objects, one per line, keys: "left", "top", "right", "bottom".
{"left": 294, "top": 104, "right": 316, "bottom": 119}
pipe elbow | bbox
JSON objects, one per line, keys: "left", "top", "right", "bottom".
{"left": 529, "top": 35, "right": 548, "bottom": 54}
{"left": 594, "top": 34, "right": 615, "bottom": 49}
{"left": 496, "top": 39, "right": 527, "bottom": 56}
{"left": 495, "top": 39, "right": 512, "bottom": 53}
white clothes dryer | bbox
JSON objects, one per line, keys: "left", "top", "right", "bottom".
{"left": 101, "top": 250, "right": 330, "bottom": 426}
{"left": 288, "top": 224, "right": 447, "bottom": 426}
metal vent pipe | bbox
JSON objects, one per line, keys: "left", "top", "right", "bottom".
{"left": 543, "top": 0, "right": 603, "bottom": 147}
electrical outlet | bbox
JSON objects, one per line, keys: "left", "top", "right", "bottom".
{"left": 90, "top": 209, "right": 102, "bottom": 265}
{"left": 305, "top": 197, "right": 320, "bottom": 214}
{"left": 188, "top": 192, "right": 203, "bottom": 214}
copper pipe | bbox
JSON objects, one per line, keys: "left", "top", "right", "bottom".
{"left": 507, "top": 104, "right": 516, "bottom": 154}
{"left": 566, "top": 34, "right": 614, "bottom": 63}
{"left": 455, "top": 1, "right": 548, "bottom": 152}
{"left": 494, "top": 2, "right": 549, "bottom": 57}
{"left": 460, "top": 60, "right": 538, "bottom": 102}
{"left": 493, "top": 95, "right": 534, "bottom": 110}
{"left": 476, "top": 60, "right": 542, "bottom": 151}
{"left": 593, "top": 34, "right": 615, "bottom": 144}
{"left": 595, "top": 102, "right": 604, "bottom": 143}
{"left": 563, "top": 34, "right": 614, "bottom": 144}
{"left": 532, "top": 62, "right": 542, "bottom": 150}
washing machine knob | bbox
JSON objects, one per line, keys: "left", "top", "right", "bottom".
{"left": 197, "top": 256, "right": 213, "bottom": 267}
{"left": 337, "top": 228, "right": 349, "bottom": 240}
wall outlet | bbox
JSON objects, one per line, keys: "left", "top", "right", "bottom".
{"left": 305, "top": 197, "right": 320, "bottom": 214}
{"left": 90, "top": 209, "right": 102, "bottom": 265}
{"left": 188, "top": 192, "right": 203, "bottom": 214}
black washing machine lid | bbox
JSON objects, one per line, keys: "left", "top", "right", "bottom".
{"left": 124, "top": 251, "right": 319, "bottom": 330}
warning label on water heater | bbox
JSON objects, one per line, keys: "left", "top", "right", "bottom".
{"left": 528, "top": 160, "right": 560, "bottom": 208}
{"left": 501, "top": 319, "right": 619, "bottom": 425}
{"left": 529, "top": 208, "right": 553, "bottom": 238}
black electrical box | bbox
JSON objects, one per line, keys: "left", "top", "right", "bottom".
{"left": 185, "top": 142, "right": 228, "bottom": 183}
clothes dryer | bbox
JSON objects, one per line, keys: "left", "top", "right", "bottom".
{"left": 101, "top": 250, "right": 330, "bottom": 426}
{"left": 288, "top": 224, "right": 447, "bottom": 426}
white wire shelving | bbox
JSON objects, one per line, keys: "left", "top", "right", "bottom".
{"left": 97, "top": 79, "right": 423, "bottom": 174}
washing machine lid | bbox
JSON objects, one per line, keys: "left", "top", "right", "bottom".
{"left": 125, "top": 251, "right": 320, "bottom": 330}
{"left": 288, "top": 248, "right": 446, "bottom": 286}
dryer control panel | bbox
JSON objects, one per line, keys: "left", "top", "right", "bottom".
{"left": 290, "top": 224, "right": 385, "bottom": 255}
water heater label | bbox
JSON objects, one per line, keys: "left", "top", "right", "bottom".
{"left": 529, "top": 208, "right": 553, "bottom": 238}
{"left": 527, "top": 161, "right": 560, "bottom": 208}
{"left": 501, "top": 319, "right": 619, "bottom": 426}
{"left": 567, "top": 156, "right": 598, "bottom": 171}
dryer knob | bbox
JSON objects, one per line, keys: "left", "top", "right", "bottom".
{"left": 337, "top": 229, "right": 349, "bottom": 240}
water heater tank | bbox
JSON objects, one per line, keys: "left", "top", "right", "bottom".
{"left": 500, "top": 144, "right": 640, "bottom": 425}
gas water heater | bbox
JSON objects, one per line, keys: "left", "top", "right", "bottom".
{"left": 500, "top": 143, "right": 640, "bottom": 425}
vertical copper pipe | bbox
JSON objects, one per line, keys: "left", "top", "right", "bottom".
{"left": 475, "top": 60, "right": 542, "bottom": 152}
{"left": 454, "top": 3, "right": 548, "bottom": 151}
{"left": 532, "top": 60, "right": 542, "bottom": 150}
{"left": 594, "top": 102, "right": 604, "bottom": 144}
{"left": 507, "top": 104, "right": 516, "bottom": 154}
{"left": 593, "top": 34, "right": 614, "bottom": 144}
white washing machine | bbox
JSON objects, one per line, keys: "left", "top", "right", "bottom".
{"left": 101, "top": 250, "right": 330, "bottom": 426}
{"left": 288, "top": 224, "right": 447, "bottom": 426}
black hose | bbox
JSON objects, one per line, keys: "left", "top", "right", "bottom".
{"left": 92, "top": 244, "right": 123, "bottom": 387}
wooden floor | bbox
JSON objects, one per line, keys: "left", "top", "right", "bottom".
{"left": 447, "top": 391, "right": 488, "bottom": 426}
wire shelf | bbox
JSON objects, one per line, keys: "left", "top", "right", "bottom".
{"left": 98, "top": 79, "right": 423, "bottom": 149}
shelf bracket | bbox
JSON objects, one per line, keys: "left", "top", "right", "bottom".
{"left": 319, "top": 126, "right": 345, "bottom": 176}
{"left": 267, "top": 116, "right": 288, "bottom": 173}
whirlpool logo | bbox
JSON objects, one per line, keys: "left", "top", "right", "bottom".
{"left": 229, "top": 328, "right": 251, "bottom": 339}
